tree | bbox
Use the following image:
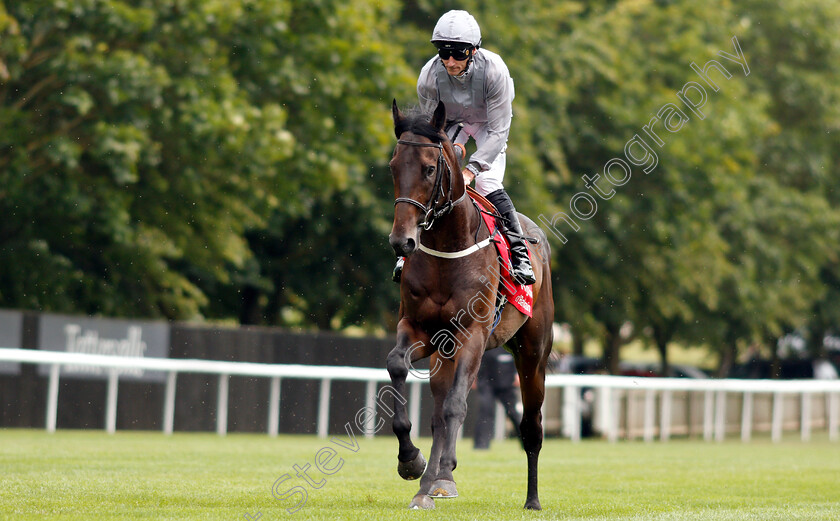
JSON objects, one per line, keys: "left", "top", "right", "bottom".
{"left": 731, "top": 0, "right": 840, "bottom": 360}
{"left": 216, "top": 0, "right": 416, "bottom": 328}
{"left": 0, "top": 0, "right": 414, "bottom": 327}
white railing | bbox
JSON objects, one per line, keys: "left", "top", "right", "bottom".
{"left": 0, "top": 347, "right": 408, "bottom": 438}
{"left": 546, "top": 373, "right": 840, "bottom": 443}
{"left": 1, "top": 348, "right": 838, "bottom": 443}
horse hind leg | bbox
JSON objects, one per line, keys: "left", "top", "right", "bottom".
{"left": 514, "top": 318, "right": 552, "bottom": 510}
{"left": 518, "top": 363, "right": 545, "bottom": 510}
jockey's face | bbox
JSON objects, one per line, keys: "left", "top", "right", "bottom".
{"left": 437, "top": 47, "right": 472, "bottom": 76}
{"left": 442, "top": 54, "right": 469, "bottom": 76}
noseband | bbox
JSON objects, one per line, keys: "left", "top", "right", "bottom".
{"left": 394, "top": 139, "right": 467, "bottom": 230}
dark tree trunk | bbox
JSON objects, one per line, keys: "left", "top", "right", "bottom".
{"left": 572, "top": 330, "right": 585, "bottom": 356}
{"left": 652, "top": 322, "right": 674, "bottom": 377}
{"left": 602, "top": 323, "right": 623, "bottom": 375}
{"left": 809, "top": 326, "right": 826, "bottom": 359}
{"left": 656, "top": 338, "right": 669, "bottom": 377}
{"left": 769, "top": 337, "right": 781, "bottom": 379}
{"left": 717, "top": 342, "right": 737, "bottom": 378}
{"left": 239, "top": 285, "right": 262, "bottom": 325}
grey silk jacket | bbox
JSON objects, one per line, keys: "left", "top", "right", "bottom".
{"left": 417, "top": 48, "right": 514, "bottom": 173}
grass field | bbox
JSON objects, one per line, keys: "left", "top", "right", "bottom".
{"left": 1, "top": 429, "right": 838, "bottom": 520}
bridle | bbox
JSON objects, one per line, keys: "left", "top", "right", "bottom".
{"left": 394, "top": 138, "right": 467, "bottom": 231}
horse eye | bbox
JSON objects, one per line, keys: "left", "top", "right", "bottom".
{"left": 424, "top": 165, "right": 436, "bottom": 177}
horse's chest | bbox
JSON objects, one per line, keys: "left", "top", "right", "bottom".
{"left": 404, "top": 288, "right": 447, "bottom": 322}
{"left": 403, "top": 283, "right": 491, "bottom": 329}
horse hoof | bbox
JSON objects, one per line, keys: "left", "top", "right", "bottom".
{"left": 397, "top": 452, "right": 427, "bottom": 481}
{"left": 428, "top": 479, "right": 458, "bottom": 498}
{"left": 524, "top": 499, "right": 542, "bottom": 510}
{"left": 408, "top": 494, "right": 435, "bottom": 510}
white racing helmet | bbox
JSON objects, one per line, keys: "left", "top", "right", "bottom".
{"left": 431, "top": 10, "right": 481, "bottom": 48}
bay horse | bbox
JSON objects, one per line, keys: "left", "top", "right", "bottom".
{"left": 385, "top": 100, "right": 554, "bottom": 510}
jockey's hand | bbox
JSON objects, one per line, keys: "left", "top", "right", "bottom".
{"left": 462, "top": 167, "right": 475, "bottom": 186}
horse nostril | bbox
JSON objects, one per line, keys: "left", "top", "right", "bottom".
{"left": 389, "top": 234, "right": 418, "bottom": 257}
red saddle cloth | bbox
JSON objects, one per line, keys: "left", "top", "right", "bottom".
{"left": 469, "top": 192, "right": 534, "bottom": 318}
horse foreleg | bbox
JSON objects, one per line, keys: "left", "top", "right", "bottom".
{"left": 405, "top": 352, "right": 455, "bottom": 509}
{"left": 427, "top": 345, "right": 483, "bottom": 500}
{"left": 386, "top": 327, "right": 433, "bottom": 481}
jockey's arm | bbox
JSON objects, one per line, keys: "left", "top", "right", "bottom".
{"left": 417, "top": 58, "right": 439, "bottom": 115}
{"left": 468, "top": 54, "right": 514, "bottom": 175}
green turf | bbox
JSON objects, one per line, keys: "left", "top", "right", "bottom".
{"left": 1, "top": 429, "right": 838, "bottom": 520}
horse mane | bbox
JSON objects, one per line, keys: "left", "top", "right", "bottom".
{"left": 394, "top": 107, "right": 447, "bottom": 142}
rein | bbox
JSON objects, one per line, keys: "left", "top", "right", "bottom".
{"left": 394, "top": 139, "right": 467, "bottom": 231}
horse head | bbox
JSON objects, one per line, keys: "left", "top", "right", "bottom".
{"left": 388, "top": 100, "right": 460, "bottom": 257}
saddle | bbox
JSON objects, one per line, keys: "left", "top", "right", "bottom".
{"left": 466, "top": 186, "right": 533, "bottom": 319}
{"left": 465, "top": 186, "right": 496, "bottom": 214}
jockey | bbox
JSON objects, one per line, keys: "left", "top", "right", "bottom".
{"left": 393, "top": 9, "right": 536, "bottom": 285}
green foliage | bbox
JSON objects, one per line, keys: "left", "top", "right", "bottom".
{"left": 0, "top": 0, "right": 411, "bottom": 322}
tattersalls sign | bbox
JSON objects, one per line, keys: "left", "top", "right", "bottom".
{"left": 37, "top": 313, "right": 169, "bottom": 382}
{"left": 0, "top": 309, "right": 23, "bottom": 375}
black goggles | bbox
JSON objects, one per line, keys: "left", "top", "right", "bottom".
{"left": 437, "top": 46, "right": 472, "bottom": 61}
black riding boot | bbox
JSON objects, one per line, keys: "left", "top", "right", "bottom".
{"left": 486, "top": 189, "right": 536, "bottom": 285}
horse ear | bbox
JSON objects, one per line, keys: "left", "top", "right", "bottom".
{"left": 431, "top": 101, "right": 447, "bottom": 133}
{"left": 392, "top": 99, "right": 404, "bottom": 137}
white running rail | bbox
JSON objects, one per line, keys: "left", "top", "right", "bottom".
{"left": 1, "top": 348, "right": 838, "bottom": 443}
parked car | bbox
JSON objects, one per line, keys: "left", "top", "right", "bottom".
{"left": 553, "top": 354, "right": 604, "bottom": 375}
{"left": 729, "top": 357, "right": 838, "bottom": 380}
